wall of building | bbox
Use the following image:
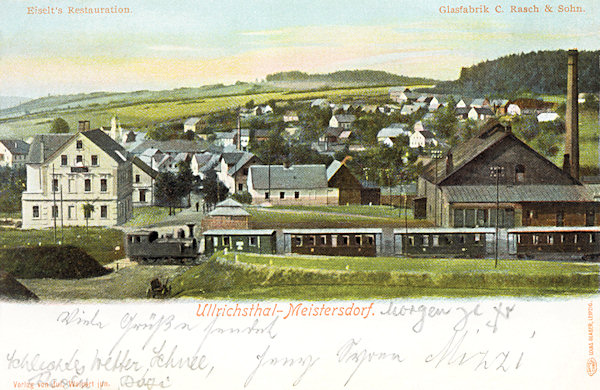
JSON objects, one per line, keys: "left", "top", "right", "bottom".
{"left": 200, "top": 216, "right": 249, "bottom": 231}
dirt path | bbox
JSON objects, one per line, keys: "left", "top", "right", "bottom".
{"left": 18, "top": 264, "right": 190, "bottom": 301}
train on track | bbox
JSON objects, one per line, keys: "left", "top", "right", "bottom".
{"left": 124, "top": 226, "right": 600, "bottom": 263}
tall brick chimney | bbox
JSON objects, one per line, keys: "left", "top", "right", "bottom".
{"left": 565, "top": 49, "right": 579, "bottom": 179}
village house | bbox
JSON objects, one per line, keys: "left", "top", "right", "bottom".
{"left": 414, "top": 120, "right": 599, "bottom": 227}
{"left": 183, "top": 117, "right": 202, "bottom": 133}
{"left": 327, "top": 159, "right": 362, "bottom": 205}
{"left": 400, "top": 104, "right": 420, "bottom": 116}
{"left": 329, "top": 114, "right": 355, "bottom": 129}
{"left": 409, "top": 130, "right": 438, "bottom": 149}
{"left": 190, "top": 152, "right": 219, "bottom": 180}
{"left": 21, "top": 130, "right": 134, "bottom": 229}
{"left": 490, "top": 99, "right": 510, "bottom": 115}
{"left": 132, "top": 157, "right": 158, "bottom": 206}
{"left": 469, "top": 98, "right": 490, "bottom": 108}
{"left": 311, "top": 98, "right": 330, "bottom": 109}
{"left": 217, "top": 146, "right": 261, "bottom": 194}
{"left": 468, "top": 107, "right": 496, "bottom": 121}
{"left": 389, "top": 87, "right": 411, "bottom": 103}
{"left": 377, "top": 123, "right": 410, "bottom": 147}
{"left": 0, "top": 139, "right": 30, "bottom": 168}
{"left": 247, "top": 164, "right": 338, "bottom": 205}
{"left": 283, "top": 111, "right": 299, "bottom": 122}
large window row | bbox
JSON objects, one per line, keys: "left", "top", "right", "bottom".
{"left": 454, "top": 208, "right": 514, "bottom": 228}
{"left": 31, "top": 204, "right": 109, "bottom": 220}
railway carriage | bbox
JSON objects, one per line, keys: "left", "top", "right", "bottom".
{"left": 507, "top": 226, "right": 600, "bottom": 260}
{"left": 394, "top": 228, "right": 495, "bottom": 257}
{"left": 283, "top": 229, "right": 383, "bottom": 257}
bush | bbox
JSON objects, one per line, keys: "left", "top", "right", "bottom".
{"left": 231, "top": 192, "right": 252, "bottom": 204}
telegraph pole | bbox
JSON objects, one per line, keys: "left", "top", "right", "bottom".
{"left": 490, "top": 166, "right": 504, "bottom": 268}
{"left": 52, "top": 164, "right": 57, "bottom": 243}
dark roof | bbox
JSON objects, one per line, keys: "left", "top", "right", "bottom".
{"left": 416, "top": 130, "right": 436, "bottom": 139}
{"left": 510, "top": 98, "right": 555, "bottom": 110}
{"left": 82, "top": 129, "right": 131, "bottom": 165}
{"left": 131, "top": 139, "right": 207, "bottom": 154}
{"left": 472, "top": 107, "right": 495, "bottom": 115}
{"left": 333, "top": 114, "right": 356, "bottom": 123}
{"left": 323, "top": 127, "right": 344, "bottom": 137}
{"left": 455, "top": 107, "right": 470, "bottom": 115}
{"left": 250, "top": 164, "right": 328, "bottom": 190}
{"left": 132, "top": 157, "right": 158, "bottom": 179}
{"left": 227, "top": 152, "right": 257, "bottom": 175}
{"left": 27, "top": 134, "right": 74, "bottom": 164}
{"left": 0, "top": 139, "right": 29, "bottom": 155}
{"left": 444, "top": 185, "right": 594, "bottom": 203}
{"left": 421, "top": 120, "right": 510, "bottom": 183}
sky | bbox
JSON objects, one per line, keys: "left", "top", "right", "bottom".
{"left": 1, "top": 0, "right": 598, "bottom": 97}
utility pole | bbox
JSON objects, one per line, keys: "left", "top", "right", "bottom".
{"left": 52, "top": 164, "right": 57, "bottom": 243}
{"left": 431, "top": 149, "right": 443, "bottom": 226}
{"left": 490, "top": 165, "right": 504, "bottom": 268}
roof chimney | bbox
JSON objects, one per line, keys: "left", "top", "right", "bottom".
{"left": 445, "top": 153, "right": 453, "bottom": 175}
{"left": 565, "top": 49, "right": 579, "bottom": 179}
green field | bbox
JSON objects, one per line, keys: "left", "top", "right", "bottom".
{"left": 247, "top": 205, "right": 427, "bottom": 229}
{"left": 0, "top": 85, "right": 397, "bottom": 138}
{"left": 170, "top": 252, "right": 599, "bottom": 299}
{"left": 123, "top": 206, "right": 172, "bottom": 227}
{"left": 0, "top": 227, "right": 124, "bottom": 265}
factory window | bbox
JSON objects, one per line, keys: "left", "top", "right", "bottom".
{"left": 32, "top": 206, "right": 40, "bottom": 218}
{"left": 61, "top": 155, "right": 68, "bottom": 166}
{"left": 91, "top": 155, "right": 98, "bottom": 166}
{"left": 515, "top": 164, "right": 525, "bottom": 183}
{"left": 556, "top": 211, "right": 564, "bottom": 227}
{"left": 586, "top": 210, "right": 595, "bottom": 226}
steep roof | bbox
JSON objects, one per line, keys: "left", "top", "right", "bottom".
{"left": 207, "top": 198, "right": 249, "bottom": 217}
{"left": 26, "top": 134, "right": 74, "bottom": 164}
{"left": 227, "top": 152, "right": 257, "bottom": 176}
{"left": 0, "top": 139, "right": 29, "bottom": 155}
{"left": 131, "top": 139, "right": 207, "bottom": 154}
{"left": 333, "top": 114, "right": 356, "bottom": 123}
{"left": 132, "top": 156, "right": 158, "bottom": 179}
{"left": 471, "top": 107, "right": 495, "bottom": 115}
{"left": 184, "top": 117, "right": 201, "bottom": 126}
{"left": 420, "top": 120, "right": 510, "bottom": 184}
{"left": 327, "top": 160, "right": 343, "bottom": 181}
{"left": 82, "top": 129, "right": 131, "bottom": 165}
{"left": 250, "top": 164, "right": 328, "bottom": 190}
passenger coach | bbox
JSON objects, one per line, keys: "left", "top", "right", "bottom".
{"left": 283, "top": 229, "right": 383, "bottom": 257}
{"left": 394, "top": 228, "right": 495, "bottom": 257}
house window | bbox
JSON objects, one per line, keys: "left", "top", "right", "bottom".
{"left": 76, "top": 155, "right": 83, "bottom": 164}
{"left": 32, "top": 206, "right": 40, "bottom": 218}
{"left": 91, "top": 155, "right": 98, "bottom": 166}
{"left": 249, "top": 236, "right": 257, "bottom": 246}
{"left": 61, "top": 155, "right": 68, "bottom": 166}
{"left": 556, "top": 211, "right": 564, "bottom": 227}
{"left": 100, "top": 179, "right": 107, "bottom": 192}
{"left": 100, "top": 205, "right": 108, "bottom": 219}
{"left": 515, "top": 164, "right": 525, "bottom": 183}
{"left": 238, "top": 183, "right": 244, "bottom": 191}
{"left": 84, "top": 179, "right": 91, "bottom": 192}
{"left": 52, "top": 206, "right": 59, "bottom": 218}
{"left": 76, "top": 140, "right": 83, "bottom": 149}
{"left": 139, "top": 189, "right": 147, "bottom": 203}
{"left": 280, "top": 192, "right": 285, "bottom": 199}
{"left": 294, "top": 191, "right": 300, "bottom": 199}
{"left": 53, "top": 178, "right": 59, "bottom": 193}
{"left": 265, "top": 192, "right": 270, "bottom": 200}
{"left": 586, "top": 210, "right": 595, "bottom": 226}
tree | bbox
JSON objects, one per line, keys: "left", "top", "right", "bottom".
{"left": 155, "top": 172, "right": 181, "bottom": 215}
{"left": 176, "top": 160, "right": 195, "bottom": 206}
{"left": 431, "top": 98, "right": 458, "bottom": 139}
{"left": 201, "top": 170, "right": 229, "bottom": 207}
{"left": 50, "top": 118, "right": 70, "bottom": 133}
{"left": 244, "top": 99, "right": 255, "bottom": 109}
{"left": 82, "top": 203, "right": 95, "bottom": 232}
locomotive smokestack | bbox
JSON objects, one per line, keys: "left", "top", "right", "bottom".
{"left": 565, "top": 49, "right": 579, "bottom": 179}
{"left": 186, "top": 223, "right": 195, "bottom": 238}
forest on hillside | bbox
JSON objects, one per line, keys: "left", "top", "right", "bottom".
{"left": 432, "top": 50, "right": 600, "bottom": 96}
{"left": 265, "top": 70, "right": 437, "bottom": 86}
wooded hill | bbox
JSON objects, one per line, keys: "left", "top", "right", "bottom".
{"left": 432, "top": 50, "right": 600, "bottom": 96}
{"left": 265, "top": 70, "right": 437, "bottom": 86}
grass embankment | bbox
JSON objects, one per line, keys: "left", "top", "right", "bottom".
{"left": 0, "top": 227, "right": 124, "bottom": 265}
{"left": 0, "top": 245, "right": 110, "bottom": 279}
{"left": 171, "top": 253, "right": 599, "bottom": 299}
{"left": 247, "top": 206, "right": 428, "bottom": 229}
{"left": 123, "top": 206, "right": 172, "bottom": 227}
